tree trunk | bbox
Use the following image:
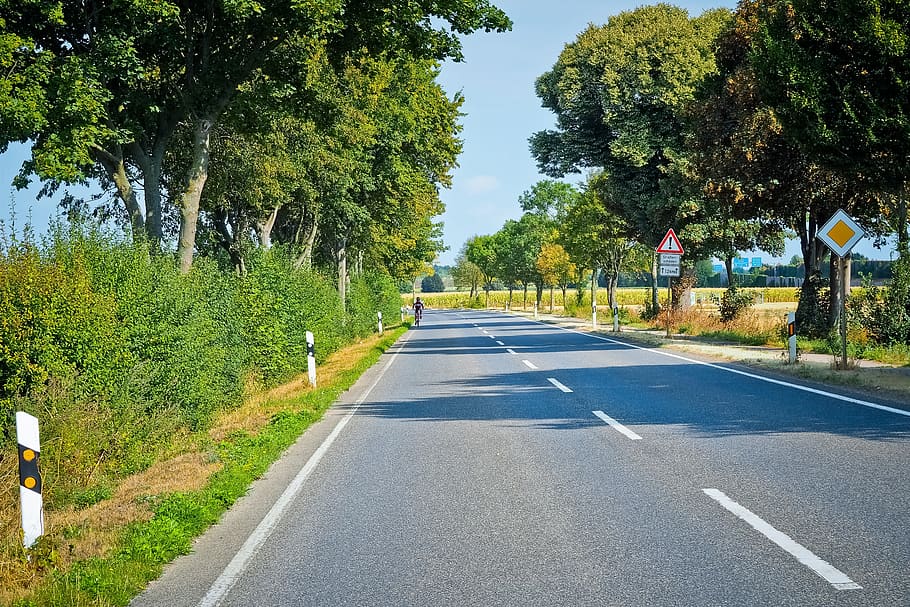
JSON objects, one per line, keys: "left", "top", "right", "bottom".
{"left": 292, "top": 209, "right": 318, "bottom": 270}
{"left": 125, "top": 139, "right": 167, "bottom": 248}
{"left": 608, "top": 275, "right": 617, "bottom": 310}
{"left": 212, "top": 207, "right": 246, "bottom": 275}
{"left": 337, "top": 238, "right": 347, "bottom": 307}
{"left": 257, "top": 206, "right": 279, "bottom": 250}
{"left": 92, "top": 146, "right": 145, "bottom": 239}
{"left": 897, "top": 182, "right": 908, "bottom": 254}
{"left": 143, "top": 155, "right": 164, "bottom": 246}
{"left": 177, "top": 117, "right": 215, "bottom": 274}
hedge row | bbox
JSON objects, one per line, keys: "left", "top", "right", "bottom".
{"left": 0, "top": 223, "right": 400, "bottom": 511}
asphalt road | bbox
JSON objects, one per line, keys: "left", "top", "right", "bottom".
{"left": 131, "top": 309, "right": 910, "bottom": 607}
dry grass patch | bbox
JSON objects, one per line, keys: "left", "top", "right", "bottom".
{"left": 53, "top": 452, "right": 222, "bottom": 563}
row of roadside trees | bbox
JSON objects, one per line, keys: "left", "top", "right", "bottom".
{"left": 463, "top": 1, "right": 909, "bottom": 341}
{"left": 0, "top": 0, "right": 512, "bottom": 292}
{"left": 453, "top": 180, "right": 652, "bottom": 315}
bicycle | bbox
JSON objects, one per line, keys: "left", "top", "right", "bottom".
{"left": 413, "top": 301, "right": 424, "bottom": 326}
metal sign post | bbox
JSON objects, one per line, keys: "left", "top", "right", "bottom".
{"left": 817, "top": 210, "right": 865, "bottom": 369}
{"left": 656, "top": 231, "right": 684, "bottom": 339}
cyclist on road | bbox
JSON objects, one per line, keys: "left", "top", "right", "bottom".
{"left": 413, "top": 297, "right": 424, "bottom": 326}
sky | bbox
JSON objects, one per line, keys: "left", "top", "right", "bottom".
{"left": 0, "top": 0, "right": 895, "bottom": 265}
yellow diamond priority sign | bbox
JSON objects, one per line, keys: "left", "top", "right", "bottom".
{"left": 817, "top": 209, "right": 864, "bottom": 258}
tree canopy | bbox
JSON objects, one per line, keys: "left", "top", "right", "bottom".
{"left": 0, "top": 0, "right": 511, "bottom": 274}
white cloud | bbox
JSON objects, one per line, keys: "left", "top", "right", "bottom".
{"left": 462, "top": 175, "right": 500, "bottom": 195}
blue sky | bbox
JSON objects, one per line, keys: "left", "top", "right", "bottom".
{"left": 0, "top": 0, "right": 894, "bottom": 265}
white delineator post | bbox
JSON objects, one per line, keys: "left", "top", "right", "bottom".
{"left": 534, "top": 301, "right": 538, "bottom": 320}
{"left": 592, "top": 302, "right": 597, "bottom": 330}
{"left": 377, "top": 311, "right": 383, "bottom": 335}
{"left": 306, "top": 331, "right": 317, "bottom": 388}
{"left": 788, "top": 312, "right": 797, "bottom": 364}
{"left": 16, "top": 411, "right": 43, "bottom": 548}
{"left": 613, "top": 306, "right": 620, "bottom": 332}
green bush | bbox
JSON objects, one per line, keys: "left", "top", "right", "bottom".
{"left": 0, "top": 222, "right": 378, "bottom": 510}
{"left": 347, "top": 271, "right": 402, "bottom": 339}
{"left": 719, "top": 285, "right": 754, "bottom": 323}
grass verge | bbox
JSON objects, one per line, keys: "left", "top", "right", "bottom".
{"left": 3, "top": 325, "right": 408, "bottom": 607}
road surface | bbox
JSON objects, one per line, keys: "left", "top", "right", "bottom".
{"left": 132, "top": 309, "right": 910, "bottom": 607}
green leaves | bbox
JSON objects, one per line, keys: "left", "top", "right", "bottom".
{"left": 752, "top": 0, "right": 910, "bottom": 192}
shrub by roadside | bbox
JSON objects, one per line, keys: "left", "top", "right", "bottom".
{"left": 0, "top": 222, "right": 403, "bottom": 604}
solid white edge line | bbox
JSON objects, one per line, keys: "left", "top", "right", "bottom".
{"left": 703, "top": 488, "right": 862, "bottom": 590}
{"left": 547, "top": 378, "right": 573, "bottom": 393}
{"left": 592, "top": 410, "right": 643, "bottom": 440}
{"left": 522, "top": 359, "right": 538, "bottom": 370}
{"left": 513, "top": 314, "right": 910, "bottom": 419}
{"left": 197, "top": 332, "right": 412, "bottom": 607}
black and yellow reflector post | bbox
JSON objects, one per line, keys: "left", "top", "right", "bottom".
{"left": 16, "top": 411, "right": 44, "bottom": 548}
{"left": 787, "top": 312, "right": 797, "bottom": 364}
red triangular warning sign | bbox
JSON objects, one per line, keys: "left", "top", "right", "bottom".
{"left": 656, "top": 229, "right": 684, "bottom": 255}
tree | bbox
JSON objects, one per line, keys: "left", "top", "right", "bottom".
{"left": 560, "top": 180, "right": 646, "bottom": 313}
{"left": 465, "top": 234, "right": 498, "bottom": 307}
{"left": 536, "top": 242, "right": 574, "bottom": 313}
{"left": 0, "top": 0, "right": 511, "bottom": 272}
{"left": 689, "top": 1, "right": 891, "bottom": 333}
{"left": 530, "top": 4, "right": 732, "bottom": 311}
{"left": 518, "top": 180, "right": 580, "bottom": 221}
{"left": 421, "top": 273, "right": 445, "bottom": 293}
{"left": 752, "top": 0, "right": 910, "bottom": 208}
{"left": 452, "top": 249, "right": 482, "bottom": 297}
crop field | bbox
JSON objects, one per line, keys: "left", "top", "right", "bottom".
{"left": 405, "top": 287, "right": 800, "bottom": 311}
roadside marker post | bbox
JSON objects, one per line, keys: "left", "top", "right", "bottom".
{"left": 534, "top": 301, "right": 538, "bottom": 320}
{"left": 377, "top": 311, "right": 383, "bottom": 335}
{"left": 306, "top": 331, "right": 317, "bottom": 388}
{"left": 16, "top": 411, "right": 44, "bottom": 548}
{"left": 613, "top": 306, "right": 620, "bottom": 332}
{"left": 787, "top": 312, "right": 797, "bottom": 364}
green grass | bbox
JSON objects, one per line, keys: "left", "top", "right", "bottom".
{"left": 685, "top": 329, "right": 772, "bottom": 346}
{"left": 10, "top": 326, "right": 408, "bottom": 607}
